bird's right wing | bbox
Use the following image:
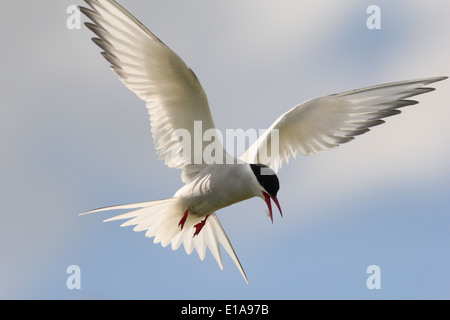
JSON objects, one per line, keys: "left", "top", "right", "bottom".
{"left": 81, "top": 0, "right": 225, "bottom": 180}
{"left": 241, "top": 76, "right": 447, "bottom": 172}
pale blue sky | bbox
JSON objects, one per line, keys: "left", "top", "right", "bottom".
{"left": 0, "top": 0, "right": 448, "bottom": 299}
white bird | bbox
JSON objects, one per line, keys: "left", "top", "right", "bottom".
{"left": 79, "top": 0, "right": 446, "bottom": 284}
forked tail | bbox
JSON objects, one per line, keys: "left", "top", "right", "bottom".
{"left": 80, "top": 198, "right": 248, "bottom": 284}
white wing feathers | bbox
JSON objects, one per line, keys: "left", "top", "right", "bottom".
{"left": 242, "top": 76, "right": 447, "bottom": 172}
{"left": 80, "top": 0, "right": 218, "bottom": 172}
{"left": 81, "top": 199, "right": 248, "bottom": 284}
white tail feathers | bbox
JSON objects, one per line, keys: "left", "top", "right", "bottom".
{"left": 80, "top": 198, "right": 248, "bottom": 284}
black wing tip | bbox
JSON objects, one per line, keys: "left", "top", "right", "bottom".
{"left": 83, "top": 0, "right": 96, "bottom": 8}
{"left": 418, "top": 76, "right": 448, "bottom": 89}
{"left": 79, "top": 6, "right": 97, "bottom": 20}
{"left": 426, "top": 76, "right": 448, "bottom": 83}
{"left": 84, "top": 21, "right": 96, "bottom": 30}
{"left": 404, "top": 76, "right": 447, "bottom": 86}
{"left": 78, "top": 5, "right": 89, "bottom": 13}
{"left": 335, "top": 76, "right": 447, "bottom": 97}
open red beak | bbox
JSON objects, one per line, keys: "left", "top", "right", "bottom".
{"left": 262, "top": 191, "right": 283, "bottom": 223}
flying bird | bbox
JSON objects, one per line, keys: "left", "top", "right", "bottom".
{"left": 79, "top": 0, "right": 447, "bottom": 284}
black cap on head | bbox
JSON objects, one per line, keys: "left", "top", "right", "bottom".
{"left": 249, "top": 164, "right": 280, "bottom": 197}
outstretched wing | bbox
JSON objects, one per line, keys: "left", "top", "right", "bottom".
{"left": 241, "top": 77, "right": 447, "bottom": 172}
{"left": 81, "top": 0, "right": 224, "bottom": 180}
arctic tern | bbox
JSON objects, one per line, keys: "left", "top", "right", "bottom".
{"left": 79, "top": 0, "right": 446, "bottom": 284}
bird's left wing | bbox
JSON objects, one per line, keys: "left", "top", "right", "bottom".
{"left": 241, "top": 76, "right": 447, "bottom": 172}
{"left": 80, "top": 0, "right": 224, "bottom": 179}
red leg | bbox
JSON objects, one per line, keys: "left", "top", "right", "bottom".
{"left": 193, "top": 215, "right": 209, "bottom": 237}
{"left": 178, "top": 210, "right": 189, "bottom": 230}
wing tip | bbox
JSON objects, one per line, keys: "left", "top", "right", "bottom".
{"left": 424, "top": 76, "right": 448, "bottom": 85}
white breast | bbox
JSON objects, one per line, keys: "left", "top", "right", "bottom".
{"left": 174, "top": 164, "right": 260, "bottom": 216}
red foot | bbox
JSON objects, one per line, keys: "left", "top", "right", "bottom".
{"left": 178, "top": 210, "right": 189, "bottom": 230}
{"left": 193, "top": 215, "right": 209, "bottom": 237}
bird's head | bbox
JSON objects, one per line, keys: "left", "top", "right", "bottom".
{"left": 249, "top": 163, "right": 282, "bottom": 223}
